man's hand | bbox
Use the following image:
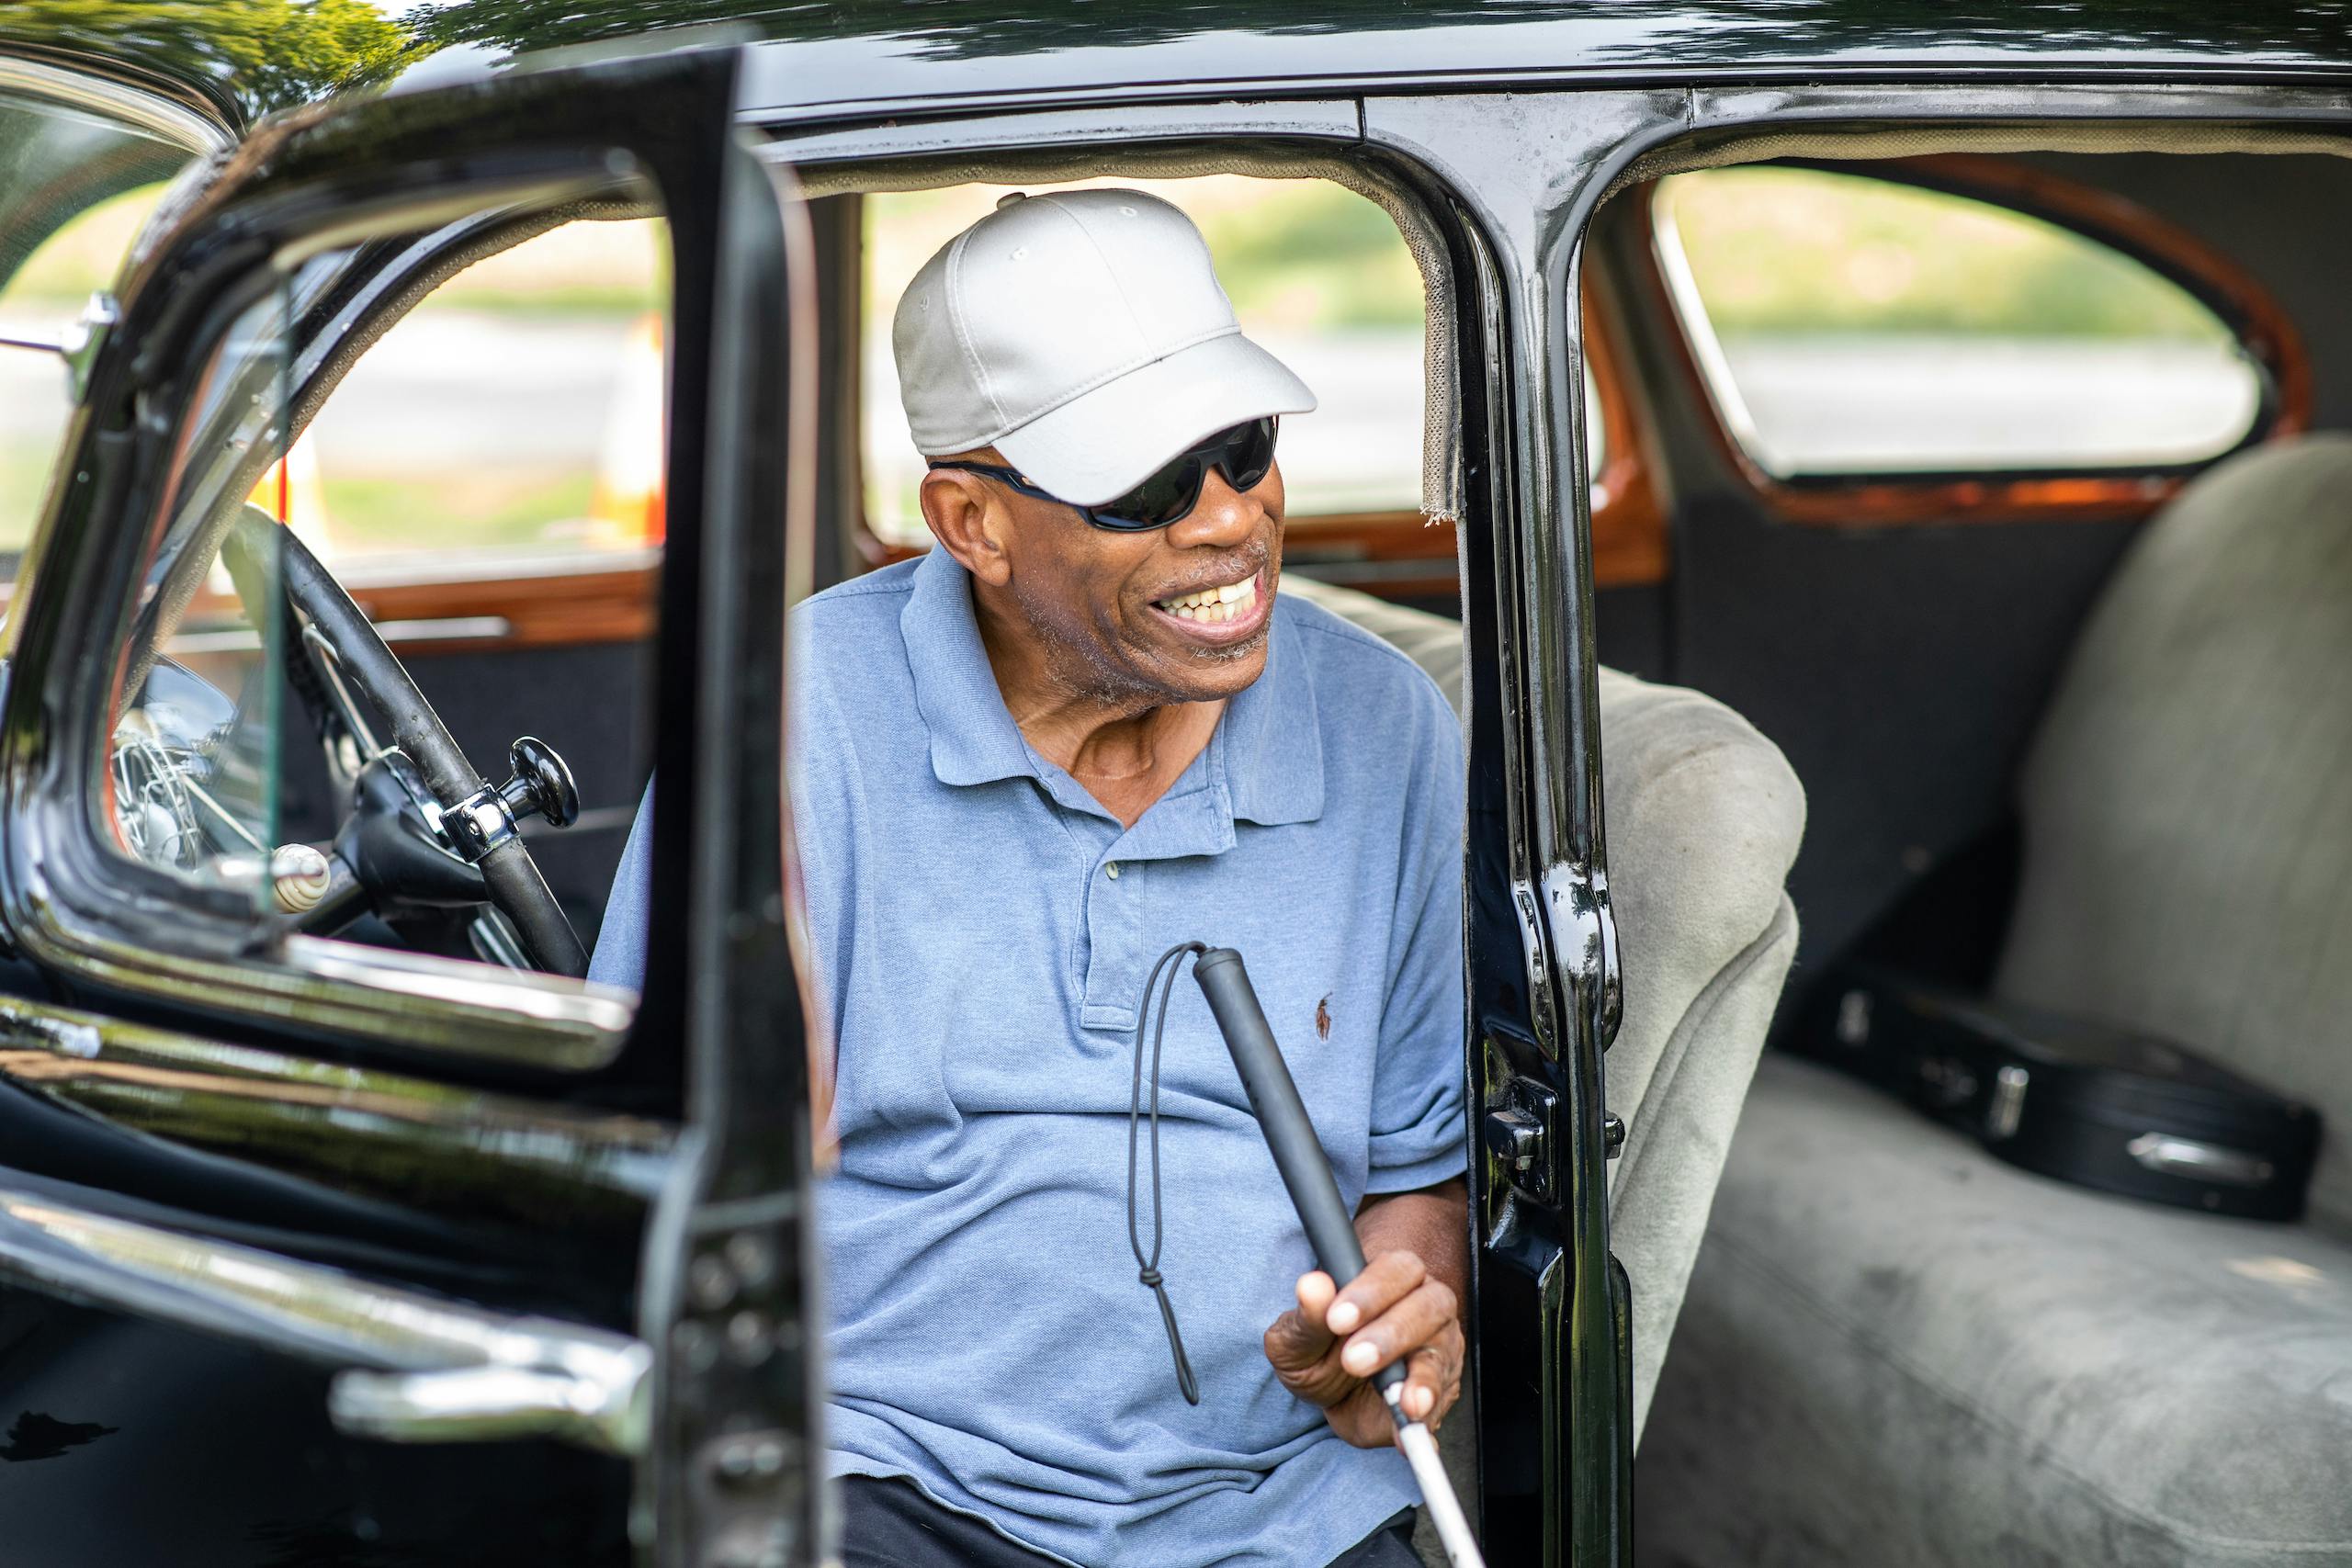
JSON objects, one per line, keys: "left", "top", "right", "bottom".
{"left": 1264, "top": 1249, "right": 1464, "bottom": 1447}
{"left": 1263, "top": 1178, "right": 1470, "bottom": 1447}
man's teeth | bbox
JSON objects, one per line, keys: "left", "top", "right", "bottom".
{"left": 1156, "top": 576, "right": 1259, "bottom": 624}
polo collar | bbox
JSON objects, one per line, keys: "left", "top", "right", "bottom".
{"left": 900, "top": 546, "right": 1325, "bottom": 827}
{"left": 1222, "top": 595, "right": 1324, "bottom": 826}
{"left": 903, "top": 545, "right": 1034, "bottom": 788}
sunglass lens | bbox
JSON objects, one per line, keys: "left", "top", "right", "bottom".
{"left": 1097, "top": 418, "right": 1280, "bottom": 529}
{"left": 1103, "top": 454, "right": 1204, "bottom": 529}
{"left": 1224, "top": 417, "right": 1277, "bottom": 491}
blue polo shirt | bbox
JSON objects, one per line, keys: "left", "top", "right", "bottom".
{"left": 592, "top": 546, "right": 1466, "bottom": 1568}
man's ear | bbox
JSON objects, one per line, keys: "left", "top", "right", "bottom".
{"left": 921, "top": 465, "right": 1013, "bottom": 589}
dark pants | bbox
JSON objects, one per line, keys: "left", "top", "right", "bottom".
{"left": 839, "top": 1475, "right": 1423, "bottom": 1568}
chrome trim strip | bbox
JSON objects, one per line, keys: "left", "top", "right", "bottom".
{"left": 0, "top": 57, "right": 232, "bottom": 154}
{"left": 1649, "top": 195, "right": 1781, "bottom": 476}
{"left": 285, "top": 937, "right": 636, "bottom": 1036}
{"left": 0, "top": 1190, "right": 650, "bottom": 1454}
{"left": 166, "top": 616, "right": 514, "bottom": 654}
{"left": 15, "top": 915, "right": 633, "bottom": 1072}
{"left": 0, "top": 995, "right": 672, "bottom": 1219}
{"left": 373, "top": 615, "right": 514, "bottom": 644}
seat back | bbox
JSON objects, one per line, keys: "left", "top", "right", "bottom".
{"left": 1996, "top": 435, "right": 2352, "bottom": 1231}
{"left": 1282, "top": 573, "right": 1804, "bottom": 1439}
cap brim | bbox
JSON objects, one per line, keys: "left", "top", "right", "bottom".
{"left": 992, "top": 332, "right": 1317, "bottom": 509}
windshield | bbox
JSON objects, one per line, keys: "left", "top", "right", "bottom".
{"left": 0, "top": 79, "right": 206, "bottom": 576}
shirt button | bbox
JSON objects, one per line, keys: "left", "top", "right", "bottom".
{"left": 1105, "top": 862, "right": 1121, "bottom": 880}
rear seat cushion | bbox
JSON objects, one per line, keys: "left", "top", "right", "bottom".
{"left": 1639, "top": 1055, "right": 2352, "bottom": 1568}
{"left": 1997, "top": 435, "right": 2352, "bottom": 1231}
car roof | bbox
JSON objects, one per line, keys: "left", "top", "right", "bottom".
{"left": 5, "top": 2, "right": 2350, "bottom": 141}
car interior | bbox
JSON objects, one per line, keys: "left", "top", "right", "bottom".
{"left": 46, "top": 114, "right": 2352, "bottom": 1567}
{"left": 1595, "top": 143, "right": 2352, "bottom": 1566}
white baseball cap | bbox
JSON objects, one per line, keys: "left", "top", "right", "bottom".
{"left": 892, "top": 188, "right": 1317, "bottom": 508}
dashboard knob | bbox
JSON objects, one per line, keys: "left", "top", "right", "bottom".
{"left": 495, "top": 736, "right": 580, "bottom": 829}
{"left": 271, "top": 843, "right": 334, "bottom": 913}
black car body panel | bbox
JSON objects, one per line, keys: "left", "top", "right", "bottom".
{"left": 0, "top": 6, "right": 2342, "bottom": 1568}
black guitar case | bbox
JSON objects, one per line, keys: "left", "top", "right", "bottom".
{"left": 1796, "top": 965, "right": 2321, "bottom": 1222}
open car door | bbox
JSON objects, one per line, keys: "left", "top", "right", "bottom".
{"left": 0, "top": 43, "right": 821, "bottom": 1567}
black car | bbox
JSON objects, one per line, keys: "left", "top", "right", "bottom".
{"left": 0, "top": 6, "right": 2348, "bottom": 1565}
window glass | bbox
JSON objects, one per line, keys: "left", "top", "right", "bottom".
{"left": 111, "top": 280, "right": 293, "bottom": 913}
{"left": 106, "top": 183, "right": 668, "bottom": 992}
{"left": 861, "top": 177, "right": 1425, "bottom": 547}
{"left": 1653, "top": 166, "right": 2263, "bottom": 477}
{"left": 1, "top": 184, "right": 174, "bottom": 554}
{"left": 297, "top": 218, "right": 669, "bottom": 567}
{"left": 0, "top": 82, "right": 196, "bottom": 576}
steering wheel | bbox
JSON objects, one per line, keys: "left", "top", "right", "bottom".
{"left": 222, "top": 510, "right": 590, "bottom": 977}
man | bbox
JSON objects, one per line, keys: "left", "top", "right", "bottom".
{"left": 594, "top": 188, "right": 1467, "bottom": 1568}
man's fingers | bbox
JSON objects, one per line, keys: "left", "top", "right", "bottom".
{"left": 1404, "top": 1335, "right": 1463, "bottom": 1426}
{"left": 1324, "top": 1250, "right": 1425, "bottom": 1337}
{"left": 1264, "top": 1270, "right": 1339, "bottom": 1371}
{"left": 1297, "top": 1269, "right": 1338, "bottom": 1325}
{"left": 1337, "top": 1276, "right": 1459, "bottom": 1381}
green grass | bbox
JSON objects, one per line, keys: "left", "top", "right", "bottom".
{"left": 1193, "top": 184, "right": 1426, "bottom": 333}
{"left": 866, "top": 180, "right": 1426, "bottom": 336}
{"left": 314, "top": 470, "right": 603, "bottom": 556}
{"left": 1660, "top": 166, "right": 2229, "bottom": 342}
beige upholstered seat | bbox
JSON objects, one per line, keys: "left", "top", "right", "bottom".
{"left": 1640, "top": 436, "right": 2352, "bottom": 1567}
{"left": 1282, "top": 574, "right": 1805, "bottom": 1439}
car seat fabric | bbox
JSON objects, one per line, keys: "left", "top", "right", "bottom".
{"left": 1996, "top": 434, "right": 2352, "bottom": 1233}
{"left": 1638, "top": 436, "right": 2352, "bottom": 1567}
{"left": 1280, "top": 574, "right": 1804, "bottom": 1440}
{"left": 1641, "top": 1055, "right": 2352, "bottom": 1568}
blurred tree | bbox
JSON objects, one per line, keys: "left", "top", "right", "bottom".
{"left": 395, "top": 0, "right": 2351, "bottom": 61}
{"left": 0, "top": 0, "right": 407, "bottom": 124}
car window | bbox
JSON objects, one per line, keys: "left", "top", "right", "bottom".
{"left": 1652, "top": 166, "right": 2264, "bottom": 478}
{"left": 104, "top": 186, "right": 668, "bottom": 994}
{"left": 0, "top": 83, "right": 198, "bottom": 589}
{"left": 860, "top": 176, "right": 1427, "bottom": 548}
{"left": 297, "top": 218, "right": 670, "bottom": 567}
{"left": 2, "top": 183, "right": 173, "bottom": 543}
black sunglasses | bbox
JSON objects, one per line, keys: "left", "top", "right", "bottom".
{"left": 927, "top": 416, "right": 1279, "bottom": 532}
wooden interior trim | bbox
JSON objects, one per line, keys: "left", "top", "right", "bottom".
{"left": 109, "top": 553, "right": 663, "bottom": 660}
{"left": 1582, "top": 288, "right": 1669, "bottom": 585}
{"left": 1628, "top": 152, "right": 2312, "bottom": 529}
{"left": 348, "top": 560, "right": 658, "bottom": 654}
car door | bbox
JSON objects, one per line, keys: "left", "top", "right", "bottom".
{"left": 0, "top": 43, "right": 820, "bottom": 1568}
